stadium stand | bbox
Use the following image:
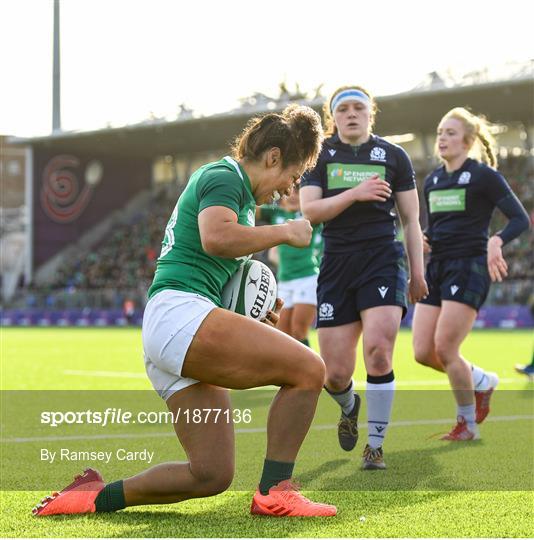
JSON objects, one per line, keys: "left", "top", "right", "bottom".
{"left": 2, "top": 63, "right": 532, "bottom": 326}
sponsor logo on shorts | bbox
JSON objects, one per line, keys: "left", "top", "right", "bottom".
{"left": 318, "top": 302, "right": 334, "bottom": 321}
{"left": 378, "top": 286, "right": 389, "bottom": 299}
{"left": 450, "top": 285, "right": 459, "bottom": 296}
{"left": 458, "top": 171, "right": 471, "bottom": 185}
{"left": 370, "top": 147, "right": 387, "bottom": 162}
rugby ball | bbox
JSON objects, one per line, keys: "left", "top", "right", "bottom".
{"left": 222, "top": 260, "right": 277, "bottom": 321}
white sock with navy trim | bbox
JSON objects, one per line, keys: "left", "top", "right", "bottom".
{"left": 471, "top": 364, "right": 490, "bottom": 391}
{"left": 325, "top": 381, "right": 355, "bottom": 416}
{"left": 366, "top": 371, "right": 395, "bottom": 449}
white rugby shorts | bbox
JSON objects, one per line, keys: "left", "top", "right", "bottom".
{"left": 142, "top": 289, "right": 217, "bottom": 401}
{"left": 277, "top": 274, "right": 318, "bottom": 309}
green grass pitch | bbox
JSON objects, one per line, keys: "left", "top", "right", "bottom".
{"left": 1, "top": 327, "right": 533, "bottom": 537}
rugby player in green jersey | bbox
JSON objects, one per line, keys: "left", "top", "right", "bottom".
{"left": 33, "top": 105, "right": 337, "bottom": 518}
{"left": 259, "top": 189, "right": 323, "bottom": 347}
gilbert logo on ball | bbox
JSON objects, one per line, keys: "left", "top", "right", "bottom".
{"left": 222, "top": 260, "right": 277, "bottom": 321}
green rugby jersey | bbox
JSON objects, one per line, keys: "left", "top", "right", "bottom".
{"left": 148, "top": 157, "right": 256, "bottom": 306}
{"left": 259, "top": 205, "right": 323, "bottom": 282}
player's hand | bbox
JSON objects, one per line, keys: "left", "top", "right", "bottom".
{"left": 285, "top": 218, "right": 312, "bottom": 247}
{"left": 422, "top": 234, "right": 432, "bottom": 254}
{"left": 408, "top": 274, "right": 429, "bottom": 304}
{"left": 263, "top": 298, "right": 284, "bottom": 327}
{"left": 351, "top": 174, "right": 392, "bottom": 202}
{"left": 487, "top": 235, "right": 507, "bottom": 282}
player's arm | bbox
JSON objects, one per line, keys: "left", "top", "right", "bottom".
{"left": 198, "top": 206, "right": 311, "bottom": 258}
{"left": 299, "top": 178, "right": 392, "bottom": 224}
{"left": 395, "top": 189, "right": 428, "bottom": 303}
{"left": 486, "top": 172, "right": 530, "bottom": 282}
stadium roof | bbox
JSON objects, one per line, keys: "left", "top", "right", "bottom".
{"left": 12, "top": 77, "right": 533, "bottom": 159}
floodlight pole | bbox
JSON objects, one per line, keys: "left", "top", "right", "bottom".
{"left": 52, "top": 0, "right": 61, "bottom": 132}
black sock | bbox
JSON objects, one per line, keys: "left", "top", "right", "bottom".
{"left": 94, "top": 480, "right": 126, "bottom": 512}
{"left": 299, "top": 338, "right": 310, "bottom": 347}
{"left": 259, "top": 459, "right": 294, "bottom": 495}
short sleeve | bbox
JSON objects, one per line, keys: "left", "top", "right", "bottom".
{"left": 300, "top": 155, "right": 324, "bottom": 189}
{"left": 197, "top": 168, "right": 243, "bottom": 215}
{"left": 393, "top": 146, "right": 416, "bottom": 192}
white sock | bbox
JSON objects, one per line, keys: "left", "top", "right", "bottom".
{"left": 471, "top": 364, "right": 490, "bottom": 391}
{"left": 458, "top": 404, "right": 476, "bottom": 428}
{"left": 366, "top": 374, "right": 395, "bottom": 449}
{"left": 326, "top": 381, "right": 355, "bottom": 416}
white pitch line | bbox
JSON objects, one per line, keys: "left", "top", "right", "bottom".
{"left": 61, "top": 370, "right": 527, "bottom": 387}
{"left": 2, "top": 415, "right": 532, "bottom": 444}
{"left": 63, "top": 369, "right": 146, "bottom": 379}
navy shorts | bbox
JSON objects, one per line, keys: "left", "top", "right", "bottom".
{"left": 316, "top": 241, "right": 408, "bottom": 327}
{"left": 418, "top": 255, "right": 490, "bottom": 311}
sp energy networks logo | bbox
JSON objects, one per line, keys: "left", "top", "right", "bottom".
{"left": 327, "top": 163, "right": 385, "bottom": 190}
{"left": 40, "top": 156, "right": 103, "bottom": 223}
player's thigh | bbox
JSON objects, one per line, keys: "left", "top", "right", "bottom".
{"left": 167, "top": 383, "right": 235, "bottom": 480}
{"left": 318, "top": 322, "right": 362, "bottom": 374}
{"left": 182, "top": 308, "right": 325, "bottom": 390}
{"left": 278, "top": 307, "right": 293, "bottom": 335}
{"left": 360, "top": 305, "right": 402, "bottom": 370}
{"left": 412, "top": 303, "right": 441, "bottom": 355}
{"left": 291, "top": 303, "right": 316, "bottom": 335}
{"left": 434, "top": 301, "right": 477, "bottom": 354}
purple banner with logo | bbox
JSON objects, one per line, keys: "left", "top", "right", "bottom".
{"left": 33, "top": 150, "right": 151, "bottom": 268}
{"left": 1, "top": 306, "right": 533, "bottom": 328}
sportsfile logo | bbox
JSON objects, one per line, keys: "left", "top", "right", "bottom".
{"left": 249, "top": 265, "right": 272, "bottom": 319}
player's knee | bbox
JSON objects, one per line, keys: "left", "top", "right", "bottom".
{"left": 413, "top": 342, "right": 433, "bottom": 366}
{"left": 299, "top": 351, "right": 326, "bottom": 391}
{"left": 191, "top": 461, "right": 234, "bottom": 496}
{"left": 366, "top": 340, "right": 392, "bottom": 374}
{"left": 434, "top": 338, "right": 456, "bottom": 365}
{"left": 325, "top": 367, "right": 354, "bottom": 391}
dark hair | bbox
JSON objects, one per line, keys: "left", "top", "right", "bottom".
{"left": 232, "top": 104, "right": 323, "bottom": 172}
{"left": 323, "top": 85, "right": 378, "bottom": 136}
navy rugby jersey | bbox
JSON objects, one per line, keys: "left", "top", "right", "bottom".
{"left": 300, "top": 134, "right": 415, "bottom": 254}
{"left": 423, "top": 158, "right": 528, "bottom": 260}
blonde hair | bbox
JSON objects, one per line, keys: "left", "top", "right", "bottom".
{"left": 438, "top": 107, "right": 498, "bottom": 168}
{"left": 323, "top": 85, "right": 378, "bottom": 137}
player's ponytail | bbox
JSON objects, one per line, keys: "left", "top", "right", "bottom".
{"left": 440, "top": 107, "right": 498, "bottom": 169}
{"left": 232, "top": 105, "right": 323, "bottom": 172}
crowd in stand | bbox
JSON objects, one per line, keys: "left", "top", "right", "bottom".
{"left": 21, "top": 156, "right": 533, "bottom": 309}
